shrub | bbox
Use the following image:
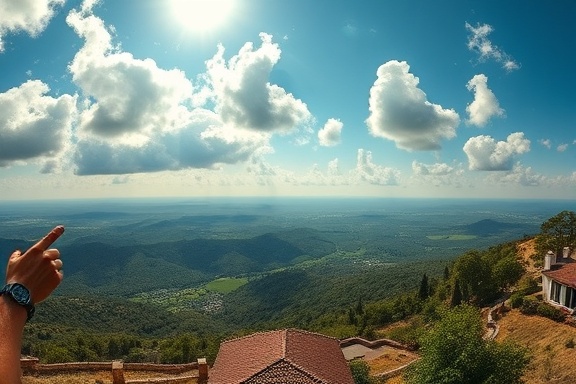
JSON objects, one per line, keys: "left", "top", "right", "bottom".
{"left": 349, "top": 359, "right": 374, "bottom": 384}
{"left": 519, "top": 296, "right": 539, "bottom": 315}
{"left": 509, "top": 292, "right": 524, "bottom": 309}
{"left": 565, "top": 339, "right": 575, "bottom": 348}
{"left": 536, "top": 303, "right": 566, "bottom": 323}
{"left": 517, "top": 275, "right": 540, "bottom": 295}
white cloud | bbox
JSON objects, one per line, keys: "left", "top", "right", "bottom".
{"left": 463, "top": 132, "right": 530, "bottom": 171}
{"left": 0, "top": 0, "right": 64, "bottom": 52}
{"left": 318, "top": 118, "right": 343, "bottom": 147}
{"left": 366, "top": 60, "right": 459, "bottom": 151}
{"left": 246, "top": 151, "right": 400, "bottom": 188}
{"left": 66, "top": 8, "right": 269, "bottom": 175}
{"left": 67, "top": 10, "right": 193, "bottom": 139}
{"left": 465, "top": 22, "right": 519, "bottom": 72}
{"left": 0, "top": 80, "right": 76, "bottom": 170}
{"left": 557, "top": 143, "right": 568, "bottom": 152}
{"left": 485, "top": 162, "right": 546, "bottom": 187}
{"left": 412, "top": 161, "right": 454, "bottom": 176}
{"left": 466, "top": 74, "right": 504, "bottom": 127}
{"left": 206, "top": 32, "right": 312, "bottom": 133}
{"left": 73, "top": 109, "right": 268, "bottom": 175}
{"left": 539, "top": 138, "right": 552, "bottom": 149}
{"left": 354, "top": 149, "right": 400, "bottom": 185}
{"left": 411, "top": 160, "right": 465, "bottom": 187}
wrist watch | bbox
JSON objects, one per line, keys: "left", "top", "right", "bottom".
{"left": 0, "top": 283, "right": 35, "bottom": 322}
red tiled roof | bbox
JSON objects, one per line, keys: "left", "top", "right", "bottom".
{"left": 246, "top": 360, "right": 323, "bottom": 383}
{"left": 208, "top": 329, "right": 354, "bottom": 384}
{"left": 543, "top": 262, "right": 576, "bottom": 289}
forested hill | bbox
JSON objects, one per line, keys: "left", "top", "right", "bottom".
{"left": 5, "top": 200, "right": 573, "bottom": 366}
{"left": 55, "top": 228, "right": 336, "bottom": 296}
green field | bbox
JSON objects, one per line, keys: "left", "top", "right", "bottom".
{"left": 205, "top": 277, "right": 248, "bottom": 293}
{"left": 427, "top": 234, "right": 478, "bottom": 240}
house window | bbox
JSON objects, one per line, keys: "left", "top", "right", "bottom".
{"left": 551, "top": 281, "right": 561, "bottom": 303}
{"left": 568, "top": 287, "right": 576, "bottom": 309}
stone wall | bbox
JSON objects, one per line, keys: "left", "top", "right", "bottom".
{"left": 21, "top": 358, "right": 207, "bottom": 384}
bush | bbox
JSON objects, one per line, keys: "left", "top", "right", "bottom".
{"left": 536, "top": 303, "right": 566, "bottom": 323}
{"left": 565, "top": 339, "right": 575, "bottom": 348}
{"left": 519, "top": 297, "right": 539, "bottom": 315}
{"left": 509, "top": 293, "right": 524, "bottom": 309}
{"left": 349, "top": 360, "right": 374, "bottom": 384}
{"left": 517, "top": 275, "right": 540, "bottom": 295}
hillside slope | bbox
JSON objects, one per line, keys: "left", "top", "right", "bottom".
{"left": 496, "top": 309, "right": 576, "bottom": 384}
{"left": 494, "top": 238, "right": 576, "bottom": 384}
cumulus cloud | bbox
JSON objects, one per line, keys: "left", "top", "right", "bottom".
{"left": 354, "top": 149, "right": 400, "bottom": 185}
{"left": 66, "top": 8, "right": 269, "bottom": 175}
{"left": 463, "top": 132, "right": 530, "bottom": 171}
{"left": 366, "top": 60, "right": 459, "bottom": 151}
{"left": 0, "top": 80, "right": 76, "bottom": 169}
{"left": 73, "top": 109, "right": 267, "bottom": 175}
{"left": 67, "top": 10, "right": 193, "bottom": 139}
{"left": 412, "top": 160, "right": 465, "bottom": 187}
{"left": 465, "top": 22, "right": 519, "bottom": 71}
{"left": 206, "top": 32, "right": 312, "bottom": 133}
{"left": 0, "top": 0, "right": 64, "bottom": 52}
{"left": 557, "top": 143, "right": 568, "bottom": 152}
{"left": 412, "top": 161, "right": 454, "bottom": 176}
{"left": 246, "top": 151, "right": 400, "bottom": 188}
{"left": 539, "top": 138, "right": 552, "bottom": 149}
{"left": 318, "top": 118, "right": 343, "bottom": 147}
{"left": 466, "top": 74, "right": 504, "bottom": 127}
{"left": 485, "top": 162, "right": 546, "bottom": 187}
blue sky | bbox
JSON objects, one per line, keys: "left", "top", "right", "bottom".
{"left": 0, "top": 0, "right": 574, "bottom": 200}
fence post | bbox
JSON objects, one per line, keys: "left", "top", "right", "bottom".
{"left": 198, "top": 358, "right": 208, "bottom": 384}
{"left": 112, "top": 360, "right": 125, "bottom": 384}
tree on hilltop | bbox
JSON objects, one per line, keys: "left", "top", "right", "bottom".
{"left": 536, "top": 210, "right": 576, "bottom": 258}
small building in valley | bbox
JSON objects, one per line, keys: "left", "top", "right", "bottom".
{"left": 542, "top": 247, "right": 576, "bottom": 312}
{"left": 208, "top": 328, "right": 354, "bottom": 384}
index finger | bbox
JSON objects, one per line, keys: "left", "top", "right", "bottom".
{"left": 33, "top": 225, "right": 65, "bottom": 251}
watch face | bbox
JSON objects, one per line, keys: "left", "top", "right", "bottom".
{"left": 12, "top": 284, "right": 30, "bottom": 305}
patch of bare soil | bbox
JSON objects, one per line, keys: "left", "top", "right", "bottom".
{"left": 22, "top": 371, "right": 198, "bottom": 384}
{"left": 517, "top": 238, "right": 540, "bottom": 278}
{"left": 496, "top": 309, "right": 576, "bottom": 384}
{"left": 367, "top": 348, "right": 419, "bottom": 376}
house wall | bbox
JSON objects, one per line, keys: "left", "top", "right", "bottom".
{"left": 542, "top": 275, "right": 552, "bottom": 302}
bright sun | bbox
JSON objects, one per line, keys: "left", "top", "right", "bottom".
{"left": 169, "top": 0, "right": 235, "bottom": 33}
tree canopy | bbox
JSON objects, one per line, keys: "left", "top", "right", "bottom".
{"left": 536, "top": 210, "right": 576, "bottom": 258}
{"left": 405, "top": 305, "right": 529, "bottom": 384}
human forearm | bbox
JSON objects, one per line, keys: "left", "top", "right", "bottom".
{"left": 0, "top": 295, "right": 27, "bottom": 384}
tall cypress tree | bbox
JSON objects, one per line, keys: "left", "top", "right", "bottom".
{"left": 451, "top": 278, "right": 462, "bottom": 307}
{"left": 418, "top": 274, "right": 429, "bottom": 300}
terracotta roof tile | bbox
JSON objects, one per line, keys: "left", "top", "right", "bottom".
{"left": 284, "top": 329, "right": 353, "bottom": 384}
{"left": 543, "top": 262, "right": 576, "bottom": 289}
{"left": 245, "top": 360, "right": 323, "bottom": 383}
{"left": 208, "top": 329, "right": 354, "bottom": 384}
{"left": 209, "top": 330, "right": 285, "bottom": 384}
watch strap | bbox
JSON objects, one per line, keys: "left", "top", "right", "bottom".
{"left": 0, "top": 283, "right": 35, "bottom": 322}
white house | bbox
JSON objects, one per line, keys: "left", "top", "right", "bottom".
{"left": 541, "top": 247, "right": 576, "bottom": 312}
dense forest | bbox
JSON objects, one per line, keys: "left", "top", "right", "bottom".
{"left": 13, "top": 208, "right": 576, "bottom": 382}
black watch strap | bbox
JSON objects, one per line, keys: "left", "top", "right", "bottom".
{"left": 0, "top": 283, "right": 35, "bottom": 322}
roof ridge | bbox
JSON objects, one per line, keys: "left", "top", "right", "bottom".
{"left": 285, "top": 328, "right": 340, "bottom": 341}
{"left": 219, "top": 328, "right": 339, "bottom": 346}
{"left": 220, "top": 329, "right": 286, "bottom": 345}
